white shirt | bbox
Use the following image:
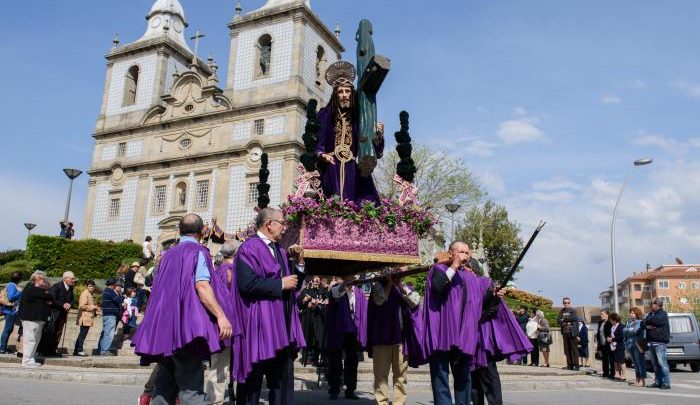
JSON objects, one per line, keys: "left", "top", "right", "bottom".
{"left": 256, "top": 231, "right": 305, "bottom": 289}
{"left": 526, "top": 318, "right": 539, "bottom": 339}
{"left": 142, "top": 241, "right": 153, "bottom": 258}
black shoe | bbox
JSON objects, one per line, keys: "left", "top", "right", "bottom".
{"left": 660, "top": 385, "right": 671, "bottom": 390}
{"left": 345, "top": 392, "right": 360, "bottom": 400}
{"left": 329, "top": 393, "right": 338, "bottom": 400}
{"left": 647, "top": 382, "right": 662, "bottom": 388}
{"left": 574, "top": 366, "right": 580, "bottom": 371}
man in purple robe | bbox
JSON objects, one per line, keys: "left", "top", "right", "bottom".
{"left": 367, "top": 272, "right": 422, "bottom": 405}
{"left": 316, "top": 60, "right": 385, "bottom": 204}
{"left": 132, "top": 213, "right": 234, "bottom": 405}
{"left": 231, "top": 208, "right": 306, "bottom": 405}
{"left": 325, "top": 276, "right": 368, "bottom": 400}
{"left": 423, "top": 241, "right": 496, "bottom": 405}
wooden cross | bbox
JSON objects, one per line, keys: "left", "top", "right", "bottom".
{"left": 190, "top": 29, "right": 205, "bottom": 63}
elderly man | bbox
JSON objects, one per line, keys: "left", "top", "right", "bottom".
{"left": 557, "top": 297, "right": 580, "bottom": 370}
{"left": 205, "top": 239, "right": 241, "bottom": 405}
{"left": 133, "top": 213, "right": 233, "bottom": 405}
{"left": 231, "top": 207, "right": 306, "bottom": 405}
{"left": 38, "top": 271, "right": 75, "bottom": 357}
{"left": 643, "top": 298, "right": 671, "bottom": 389}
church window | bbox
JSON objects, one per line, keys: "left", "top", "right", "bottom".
{"left": 117, "top": 142, "right": 127, "bottom": 157}
{"left": 109, "top": 198, "right": 121, "bottom": 219}
{"left": 179, "top": 138, "right": 192, "bottom": 149}
{"left": 256, "top": 34, "right": 272, "bottom": 77}
{"left": 195, "top": 180, "right": 209, "bottom": 210}
{"left": 254, "top": 119, "right": 265, "bottom": 135}
{"left": 247, "top": 182, "right": 259, "bottom": 206}
{"left": 315, "top": 46, "right": 325, "bottom": 86}
{"left": 123, "top": 65, "right": 140, "bottom": 106}
{"left": 153, "top": 185, "right": 166, "bottom": 213}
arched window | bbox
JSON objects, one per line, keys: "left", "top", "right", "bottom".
{"left": 257, "top": 34, "right": 272, "bottom": 77}
{"left": 123, "top": 65, "right": 139, "bottom": 106}
{"left": 315, "top": 45, "right": 326, "bottom": 86}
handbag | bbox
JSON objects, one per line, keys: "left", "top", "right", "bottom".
{"left": 0, "top": 287, "right": 10, "bottom": 306}
{"left": 538, "top": 331, "right": 552, "bottom": 346}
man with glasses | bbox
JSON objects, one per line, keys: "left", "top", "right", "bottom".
{"left": 557, "top": 297, "right": 580, "bottom": 370}
{"left": 232, "top": 207, "right": 306, "bottom": 405}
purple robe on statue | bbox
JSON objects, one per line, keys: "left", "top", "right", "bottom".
{"left": 132, "top": 242, "right": 236, "bottom": 363}
{"left": 315, "top": 106, "right": 384, "bottom": 204}
{"left": 325, "top": 286, "right": 368, "bottom": 351}
{"left": 474, "top": 299, "right": 533, "bottom": 368}
{"left": 367, "top": 285, "right": 426, "bottom": 368}
{"left": 230, "top": 237, "right": 306, "bottom": 383}
{"left": 422, "top": 264, "right": 489, "bottom": 359}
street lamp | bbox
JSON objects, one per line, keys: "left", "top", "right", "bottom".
{"left": 610, "top": 158, "right": 652, "bottom": 314}
{"left": 24, "top": 223, "right": 36, "bottom": 238}
{"left": 62, "top": 168, "right": 83, "bottom": 223}
{"left": 445, "top": 203, "right": 461, "bottom": 245}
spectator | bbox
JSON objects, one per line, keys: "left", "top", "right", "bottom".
{"left": 525, "top": 309, "right": 540, "bottom": 366}
{"left": 607, "top": 313, "right": 626, "bottom": 381}
{"left": 124, "top": 262, "right": 140, "bottom": 291}
{"left": 535, "top": 310, "right": 551, "bottom": 367}
{"left": 624, "top": 307, "right": 647, "bottom": 387}
{"left": 19, "top": 271, "right": 52, "bottom": 368}
{"left": 0, "top": 272, "right": 24, "bottom": 354}
{"left": 556, "top": 297, "right": 580, "bottom": 370}
{"left": 122, "top": 288, "right": 139, "bottom": 339}
{"left": 643, "top": 298, "right": 671, "bottom": 389}
{"left": 39, "top": 271, "right": 75, "bottom": 357}
{"left": 116, "top": 264, "right": 129, "bottom": 288}
{"left": 515, "top": 306, "right": 529, "bottom": 365}
{"left": 73, "top": 280, "right": 98, "bottom": 357}
{"left": 595, "top": 310, "right": 613, "bottom": 379}
{"left": 142, "top": 236, "right": 155, "bottom": 266}
{"left": 578, "top": 321, "right": 589, "bottom": 367}
{"left": 59, "top": 221, "right": 75, "bottom": 239}
{"left": 99, "top": 278, "right": 125, "bottom": 356}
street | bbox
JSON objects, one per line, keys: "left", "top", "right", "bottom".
{"left": 0, "top": 366, "right": 698, "bottom": 405}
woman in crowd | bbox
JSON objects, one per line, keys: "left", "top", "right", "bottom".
{"left": 595, "top": 310, "right": 613, "bottom": 379}
{"left": 73, "top": 280, "right": 99, "bottom": 357}
{"left": 607, "top": 312, "right": 626, "bottom": 381}
{"left": 526, "top": 308, "right": 540, "bottom": 366}
{"left": 116, "top": 264, "right": 129, "bottom": 287}
{"left": 18, "top": 271, "right": 52, "bottom": 368}
{"left": 535, "top": 310, "right": 551, "bottom": 367}
{"left": 624, "top": 307, "right": 647, "bottom": 386}
{"left": 0, "top": 272, "right": 23, "bottom": 354}
{"left": 578, "top": 320, "right": 590, "bottom": 367}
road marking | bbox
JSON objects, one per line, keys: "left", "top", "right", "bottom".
{"left": 580, "top": 388, "right": 700, "bottom": 399}
{"left": 672, "top": 383, "right": 700, "bottom": 390}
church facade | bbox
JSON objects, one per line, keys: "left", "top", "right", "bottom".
{"left": 83, "top": 0, "right": 343, "bottom": 247}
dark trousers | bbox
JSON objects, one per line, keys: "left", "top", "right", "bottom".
{"left": 471, "top": 358, "right": 503, "bottom": 405}
{"left": 236, "top": 350, "right": 295, "bottom": 405}
{"left": 528, "top": 339, "right": 539, "bottom": 365}
{"left": 39, "top": 311, "right": 67, "bottom": 355}
{"left": 151, "top": 348, "right": 205, "bottom": 405}
{"left": 600, "top": 346, "right": 613, "bottom": 377}
{"left": 429, "top": 349, "right": 472, "bottom": 405}
{"left": 327, "top": 333, "right": 359, "bottom": 396}
{"left": 73, "top": 326, "right": 90, "bottom": 354}
{"left": 562, "top": 335, "right": 579, "bottom": 369}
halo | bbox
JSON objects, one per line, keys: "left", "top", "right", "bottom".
{"left": 325, "top": 60, "right": 356, "bottom": 87}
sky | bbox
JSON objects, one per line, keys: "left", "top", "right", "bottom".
{"left": 1, "top": 0, "right": 700, "bottom": 305}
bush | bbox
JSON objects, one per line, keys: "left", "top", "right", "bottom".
{"left": 0, "top": 249, "right": 25, "bottom": 265}
{"left": 0, "top": 259, "right": 37, "bottom": 283}
{"left": 506, "top": 288, "right": 553, "bottom": 309}
{"left": 26, "top": 235, "right": 141, "bottom": 281}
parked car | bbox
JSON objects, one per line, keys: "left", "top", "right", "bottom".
{"left": 644, "top": 312, "right": 700, "bottom": 372}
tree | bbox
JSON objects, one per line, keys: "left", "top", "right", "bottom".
{"left": 455, "top": 200, "right": 523, "bottom": 284}
{"left": 375, "top": 144, "right": 484, "bottom": 218}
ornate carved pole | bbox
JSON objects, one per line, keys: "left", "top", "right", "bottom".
{"left": 257, "top": 153, "right": 271, "bottom": 209}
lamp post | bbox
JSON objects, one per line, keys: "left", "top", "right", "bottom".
{"left": 611, "top": 158, "right": 652, "bottom": 314}
{"left": 24, "top": 223, "right": 36, "bottom": 238}
{"left": 62, "top": 168, "right": 82, "bottom": 223}
{"left": 445, "top": 203, "right": 461, "bottom": 245}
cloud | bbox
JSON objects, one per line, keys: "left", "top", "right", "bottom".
{"left": 463, "top": 139, "right": 498, "bottom": 157}
{"left": 532, "top": 176, "right": 581, "bottom": 192}
{"left": 497, "top": 117, "right": 546, "bottom": 145}
{"left": 671, "top": 80, "right": 700, "bottom": 99}
{"left": 632, "top": 132, "right": 682, "bottom": 152}
{"left": 513, "top": 107, "right": 527, "bottom": 116}
{"left": 601, "top": 93, "right": 622, "bottom": 105}
{"left": 475, "top": 170, "right": 505, "bottom": 196}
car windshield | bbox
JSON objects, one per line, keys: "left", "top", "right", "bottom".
{"left": 670, "top": 316, "right": 694, "bottom": 334}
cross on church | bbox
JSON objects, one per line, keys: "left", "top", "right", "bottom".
{"left": 190, "top": 29, "right": 205, "bottom": 64}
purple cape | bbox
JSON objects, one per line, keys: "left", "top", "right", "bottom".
{"left": 132, "top": 241, "right": 235, "bottom": 362}
{"left": 230, "top": 237, "right": 305, "bottom": 383}
{"left": 367, "top": 285, "right": 426, "bottom": 368}
{"left": 474, "top": 300, "right": 534, "bottom": 368}
{"left": 315, "top": 106, "right": 384, "bottom": 204}
{"left": 215, "top": 261, "right": 235, "bottom": 294}
{"left": 325, "top": 286, "right": 368, "bottom": 351}
{"left": 422, "top": 264, "right": 489, "bottom": 359}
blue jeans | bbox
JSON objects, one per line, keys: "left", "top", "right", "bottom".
{"left": 98, "top": 315, "right": 117, "bottom": 354}
{"left": 0, "top": 312, "right": 18, "bottom": 352}
{"left": 629, "top": 344, "right": 647, "bottom": 379}
{"left": 429, "top": 350, "right": 472, "bottom": 405}
{"left": 649, "top": 343, "right": 670, "bottom": 386}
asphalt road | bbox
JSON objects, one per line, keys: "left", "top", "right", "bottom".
{"left": 0, "top": 366, "right": 698, "bottom": 405}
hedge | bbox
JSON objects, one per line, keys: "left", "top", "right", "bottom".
{"left": 0, "top": 249, "right": 25, "bottom": 265}
{"left": 25, "top": 235, "right": 141, "bottom": 280}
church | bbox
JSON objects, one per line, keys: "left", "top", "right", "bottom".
{"left": 82, "top": 0, "right": 343, "bottom": 248}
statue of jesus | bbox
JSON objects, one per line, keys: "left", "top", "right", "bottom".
{"left": 315, "top": 61, "right": 384, "bottom": 204}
